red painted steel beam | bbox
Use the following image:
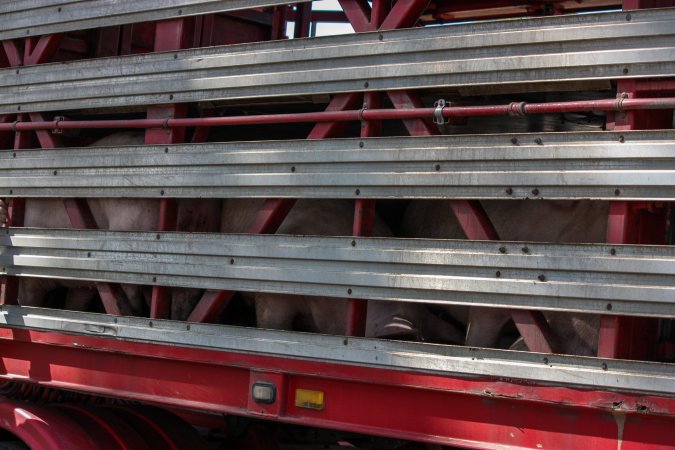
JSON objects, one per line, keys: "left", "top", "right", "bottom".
{"left": 147, "top": 19, "right": 193, "bottom": 320}
{"left": 346, "top": 92, "right": 382, "bottom": 337}
{"left": 1, "top": 328, "right": 675, "bottom": 449}
{"left": 338, "top": 0, "right": 371, "bottom": 32}
{"left": 380, "top": 0, "right": 430, "bottom": 30}
{"left": 598, "top": 67, "right": 673, "bottom": 359}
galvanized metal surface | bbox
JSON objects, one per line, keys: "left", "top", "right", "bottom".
{"left": 0, "top": 0, "right": 310, "bottom": 41}
{"left": 1, "top": 130, "right": 674, "bottom": 200}
{"left": 1, "top": 305, "right": 673, "bottom": 395}
{"left": 1, "top": 8, "right": 674, "bottom": 113}
{"left": 2, "top": 228, "right": 674, "bottom": 317}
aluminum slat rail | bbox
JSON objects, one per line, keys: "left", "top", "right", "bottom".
{"left": 1, "top": 305, "right": 674, "bottom": 395}
{"left": 0, "top": 1, "right": 310, "bottom": 41}
{"left": 2, "top": 130, "right": 675, "bottom": 200}
{"left": 1, "top": 8, "right": 674, "bottom": 114}
{"left": 2, "top": 228, "right": 674, "bottom": 317}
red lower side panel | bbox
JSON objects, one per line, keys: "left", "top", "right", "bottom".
{"left": 0, "top": 328, "right": 673, "bottom": 449}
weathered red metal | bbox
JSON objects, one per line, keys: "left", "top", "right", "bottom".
{"left": 1, "top": 328, "right": 674, "bottom": 449}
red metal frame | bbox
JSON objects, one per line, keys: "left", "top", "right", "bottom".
{"left": 1, "top": 327, "right": 674, "bottom": 449}
{"left": 1, "top": 1, "right": 674, "bottom": 448}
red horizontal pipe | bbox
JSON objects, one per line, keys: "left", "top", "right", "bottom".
{"left": 1, "top": 97, "right": 673, "bottom": 132}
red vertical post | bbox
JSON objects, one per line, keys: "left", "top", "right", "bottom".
{"left": 597, "top": 26, "right": 672, "bottom": 358}
{"left": 147, "top": 19, "right": 192, "bottom": 320}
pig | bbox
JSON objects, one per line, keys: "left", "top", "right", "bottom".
{"left": 400, "top": 200, "right": 608, "bottom": 356}
{"left": 224, "top": 199, "right": 464, "bottom": 343}
{"left": 5, "top": 132, "right": 220, "bottom": 318}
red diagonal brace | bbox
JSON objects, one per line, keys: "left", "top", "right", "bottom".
{"left": 379, "top": 0, "right": 430, "bottom": 30}
{"left": 338, "top": 0, "right": 371, "bottom": 32}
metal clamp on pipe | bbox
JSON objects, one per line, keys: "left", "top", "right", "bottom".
{"left": 433, "top": 99, "right": 448, "bottom": 124}
{"left": 51, "top": 116, "right": 65, "bottom": 134}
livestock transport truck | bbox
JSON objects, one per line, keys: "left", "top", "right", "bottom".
{"left": 0, "top": 0, "right": 674, "bottom": 448}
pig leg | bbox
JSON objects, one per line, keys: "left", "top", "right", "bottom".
{"left": 255, "top": 293, "right": 300, "bottom": 331}
{"left": 465, "top": 307, "right": 512, "bottom": 348}
{"left": 367, "top": 301, "right": 464, "bottom": 344}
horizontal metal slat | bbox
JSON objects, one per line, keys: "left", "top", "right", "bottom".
{"left": 2, "top": 228, "right": 674, "bottom": 317}
{"left": 2, "top": 131, "right": 674, "bottom": 200}
{"left": 0, "top": 0, "right": 309, "bottom": 41}
{"left": 1, "top": 305, "right": 674, "bottom": 395}
{"left": 1, "top": 8, "right": 674, "bottom": 113}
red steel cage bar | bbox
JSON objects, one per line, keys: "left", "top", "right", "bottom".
{"left": 0, "top": 0, "right": 674, "bottom": 448}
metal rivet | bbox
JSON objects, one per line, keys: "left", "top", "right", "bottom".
{"left": 626, "top": 13, "right": 631, "bottom": 21}
{"left": 9, "top": 190, "right": 13, "bottom": 195}
{"left": 15, "top": 69, "right": 19, "bottom": 75}
{"left": 499, "top": 247, "right": 506, "bottom": 254}
{"left": 435, "top": 164, "right": 441, "bottom": 171}
{"left": 87, "top": 252, "right": 91, "bottom": 257}
{"left": 622, "top": 68, "right": 629, "bottom": 75}
{"left": 230, "top": 258, "right": 234, "bottom": 264}
{"left": 601, "top": 363, "right": 608, "bottom": 371}
{"left": 495, "top": 271, "right": 501, "bottom": 278}
{"left": 538, "top": 274, "right": 546, "bottom": 282}
{"left": 351, "top": 240, "right": 356, "bottom": 247}
{"left": 610, "top": 248, "right": 616, "bottom": 256}
{"left": 25, "top": 30, "right": 30, "bottom": 35}
{"left": 543, "top": 357, "right": 549, "bottom": 364}
{"left": 355, "top": 189, "right": 360, "bottom": 196}
{"left": 156, "top": 234, "right": 160, "bottom": 240}
{"left": 614, "top": 189, "right": 621, "bottom": 196}
{"left": 12, "top": 152, "right": 16, "bottom": 157}
{"left": 186, "top": 324, "right": 191, "bottom": 331}
{"left": 53, "top": 170, "right": 58, "bottom": 175}
{"left": 343, "top": 339, "right": 348, "bottom": 345}
{"left": 178, "top": 9, "right": 183, "bottom": 14}
{"left": 522, "top": 247, "right": 529, "bottom": 254}
{"left": 160, "top": 189, "right": 165, "bottom": 196}
{"left": 152, "top": 277, "right": 157, "bottom": 283}
{"left": 510, "top": 137, "right": 519, "bottom": 145}
{"left": 618, "top": 135, "right": 625, "bottom": 143}
{"left": 606, "top": 303, "right": 613, "bottom": 311}
{"left": 169, "top": 94, "right": 174, "bottom": 100}
{"left": 364, "top": 81, "right": 369, "bottom": 88}
{"left": 534, "top": 138, "right": 543, "bottom": 145}
{"left": 165, "top": 147, "right": 169, "bottom": 153}
{"left": 173, "top": 54, "right": 178, "bottom": 59}
{"left": 359, "top": 141, "right": 364, "bottom": 148}
{"left": 505, "top": 188, "right": 513, "bottom": 195}
{"left": 378, "top": 34, "right": 383, "bottom": 41}
{"left": 149, "top": 321, "right": 154, "bottom": 327}
{"left": 17, "top": 106, "right": 21, "bottom": 111}
{"left": 347, "top": 288, "right": 352, "bottom": 295}
{"left": 113, "top": 318, "right": 118, "bottom": 323}
{"left": 291, "top": 166, "right": 296, "bottom": 172}
{"left": 531, "top": 188, "right": 539, "bottom": 196}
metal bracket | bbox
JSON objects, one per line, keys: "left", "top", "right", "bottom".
{"left": 51, "top": 116, "right": 64, "bottom": 134}
{"left": 433, "top": 99, "right": 448, "bottom": 125}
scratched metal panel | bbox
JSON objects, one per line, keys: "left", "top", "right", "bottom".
{"left": 0, "top": 0, "right": 310, "bottom": 41}
{"left": 0, "top": 8, "right": 674, "bottom": 113}
{"left": 2, "top": 228, "right": 674, "bottom": 317}
{"left": 2, "top": 131, "right": 674, "bottom": 200}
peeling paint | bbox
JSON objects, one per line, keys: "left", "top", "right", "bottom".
{"left": 612, "top": 410, "right": 626, "bottom": 450}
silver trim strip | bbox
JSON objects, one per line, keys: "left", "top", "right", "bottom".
{"left": 2, "top": 131, "right": 674, "bottom": 200}
{"left": 1, "top": 9, "right": 674, "bottom": 113}
{"left": 2, "top": 228, "right": 674, "bottom": 317}
{"left": 1, "top": 305, "right": 673, "bottom": 395}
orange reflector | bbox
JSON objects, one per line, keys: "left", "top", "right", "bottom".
{"left": 295, "top": 389, "right": 325, "bottom": 410}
